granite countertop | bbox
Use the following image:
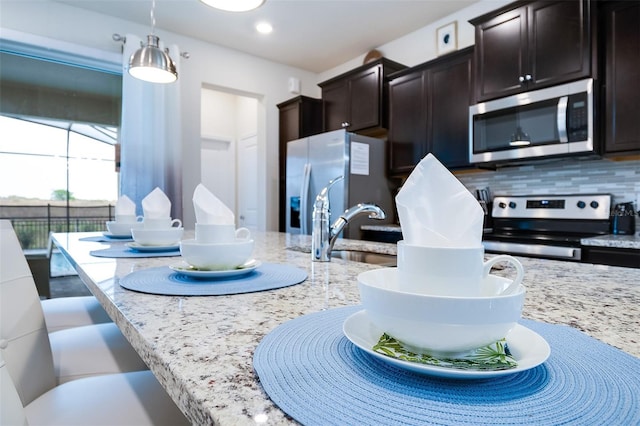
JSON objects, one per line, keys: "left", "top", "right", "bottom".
{"left": 581, "top": 233, "right": 640, "bottom": 249}
{"left": 52, "top": 231, "right": 640, "bottom": 425}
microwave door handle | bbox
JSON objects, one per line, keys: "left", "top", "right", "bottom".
{"left": 557, "top": 96, "right": 568, "bottom": 143}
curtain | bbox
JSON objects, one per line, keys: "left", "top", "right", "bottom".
{"left": 119, "top": 34, "right": 182, "bottom": 218}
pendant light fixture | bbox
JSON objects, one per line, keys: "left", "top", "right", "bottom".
{"left": 199, "top": 0, "right": 265, "bottom": 12}
{"left": 128, "top": 0, "right": 177, "bottom": 84}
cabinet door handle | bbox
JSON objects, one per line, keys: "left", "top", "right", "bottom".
{"left": 518, "top": 74, "right": 533, "bottom": 83}
{"left": 341, "top": 122, "right": 350, "bottom": 128}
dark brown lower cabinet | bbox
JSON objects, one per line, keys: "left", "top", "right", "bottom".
{"left": 582, "top": 246, "right": 640, "bottom": 269}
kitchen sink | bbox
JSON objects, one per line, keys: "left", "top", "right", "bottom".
{"left": 330, "top": 250, "right": 397, "bottom": 266}
{"left": 286, "top": 246, "right": 397, "bottom": 266}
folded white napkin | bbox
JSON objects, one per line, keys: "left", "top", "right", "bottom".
{"left": 141, "top": 187, "right": 171, "bottom": 219}
{"left": 396, "top": 154, "right": 483, "bottom": 247}
{"left": 115, "top": 195, "right": 136, "bottom": 216}
{"left": 193, "top": 183, "right": 234, "bottom": 224}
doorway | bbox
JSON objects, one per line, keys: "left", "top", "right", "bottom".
{"left": 237, "top": 134, "right": 258, "bottom": 230}
{"left": 200, "top": 87, "right": 258, "bottom": 231}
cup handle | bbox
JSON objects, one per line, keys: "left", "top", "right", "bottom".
{"left": 235, "top": 227, "right": 251, "bottom": 240}
{"left": 482, "top": 255, "right": 524, "bottom": 295}
{"left": 170, "top": 218, "right": 182, "bottom": 228}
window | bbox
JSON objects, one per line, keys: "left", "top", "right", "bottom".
{"left": 0, "top": 115, "right": 118, "bottom": 201}
{"left": 0, "top": 47, "right": 122, "bottom": 248}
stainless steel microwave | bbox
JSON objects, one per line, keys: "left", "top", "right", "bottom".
{"left": 469, "top": 78, "right": 595, "bottom": 165}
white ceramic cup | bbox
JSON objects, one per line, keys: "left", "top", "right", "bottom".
{"left": 106, "top": 221, "right": 141, "bottom": 236}
{"left": 115, "top": 214, "right": 143, "bottom": 224}
{"left": 143, "top": 217, "right": 182, "bottom": 230}
{"left": 131, "top": 227, "right": 183, "bottom": 246}
{"left": 396, "top": 241, "right": 524, "bottom": 297}
{"left": 195, "top": 224, "right": 251, "bottom": 244}
{"left": 180, "top": 238, "right": 254, "bottom": 270}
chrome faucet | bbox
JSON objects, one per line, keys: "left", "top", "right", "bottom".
{"left": 311, "top": 176, "right": 386, "bottom": 262}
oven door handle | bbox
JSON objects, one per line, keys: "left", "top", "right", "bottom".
{"left": 483, "top": 241, "right": 580, "bottom": 260}
{"left": 557, "top": 96, "right": 568, "bottom": 143}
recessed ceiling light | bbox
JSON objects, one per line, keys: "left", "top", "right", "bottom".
{"left": 199, "top": 0, "right": 265, "bottom": 12}
{"left": 256, "top": 21, "right": 273, "bottom": 34}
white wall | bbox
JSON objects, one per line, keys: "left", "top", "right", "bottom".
{"left": 0, "top": 0, "right": 320, "bottom": 231}
{"left": 318, "top": 0, "right": 511, "bottom": 82}
{"left": 201, "top": 90, "right": 237, "bottom": 140}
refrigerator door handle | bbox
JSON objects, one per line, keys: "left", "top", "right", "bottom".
{"left": 300, "top": 163, "right": 311, "bottom": 234}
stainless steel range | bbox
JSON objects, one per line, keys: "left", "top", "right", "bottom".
{"left": 482, "top": 194, "right": 612, "bottom": 261}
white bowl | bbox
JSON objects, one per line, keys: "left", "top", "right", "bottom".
{"left": 357, "top": 268, "right": 526, "bottom": 355}
{"left": 131, "top": 227, "right": 183, "bottom": 246}
{"left": 106, "top": 221, "right": 143, "bottom": 237}
{"left": 179, "top": 238, "right": 254, "bottom": 270}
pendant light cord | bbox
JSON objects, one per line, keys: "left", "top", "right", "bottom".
{"left": 150, "top": 0, "right": 156, "bottom": 35}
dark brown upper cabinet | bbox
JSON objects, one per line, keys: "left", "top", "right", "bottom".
{"left": 470, "top": 0, "right": 592, "bottom": 102}
{"left": 318, "top": 58, "right": 406, "bottom": 134}
{"left": 388, "top": 47, "right": 474, "bottom": 175}
{"left": 278, "top": 96, "right": 323, "bottom": 145}
{"left": 388, "top": 70, "right": 426, "bottom": 175}
{"left": 601, "top": 1, "right": 640, "bottom": 155}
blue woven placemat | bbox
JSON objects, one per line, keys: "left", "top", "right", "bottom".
{"left": 90, "top": 246, "right": 180, "bottom": 258}
{"left": 253, "top": 305, "right": 640, "bottom": 426}
{"left": 119, "top": 264, "right": 307, "bottom": 296}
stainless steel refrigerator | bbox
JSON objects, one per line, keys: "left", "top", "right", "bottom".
{"left": 285, "top": 129, "right": 395, "bottom": 239}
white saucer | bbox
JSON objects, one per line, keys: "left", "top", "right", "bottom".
{"left": 103, "top": 231, "right": 131, "bottom": 239}
{"left": 125, "top": 242, "right": 180, "bottom": 252}
{"left": 169, "top": 259, "right": 261, "bottom": 279}
{"left": 342, "top": 310, "right": 550, "bottom": 379}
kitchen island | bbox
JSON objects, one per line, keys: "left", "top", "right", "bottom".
{"left": 51, "top": 231, "right": 640, "bottom": 425}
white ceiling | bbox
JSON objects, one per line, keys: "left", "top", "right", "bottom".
{"left": 55, "top": 0, "right": 478, "bottom": 73}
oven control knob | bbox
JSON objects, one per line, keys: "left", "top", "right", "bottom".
{"left": 508, "top": 202, "right": 517, "bottom": 209}
{"left": 590, "top": 201, "right": 599, "bottom": 209}
{"left": 577, "top": 201, "right": 586, "bottom": 209}
{"left": 498, "top": 202, "right": 507, "bottom": 209}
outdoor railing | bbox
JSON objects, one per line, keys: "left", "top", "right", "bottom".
{"left": 1, "top": 204, "right": 115, "bottom": 249}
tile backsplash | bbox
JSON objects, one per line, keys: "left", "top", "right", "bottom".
{"left": 456, "top": 157, "right": 640, "bottom": 232}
